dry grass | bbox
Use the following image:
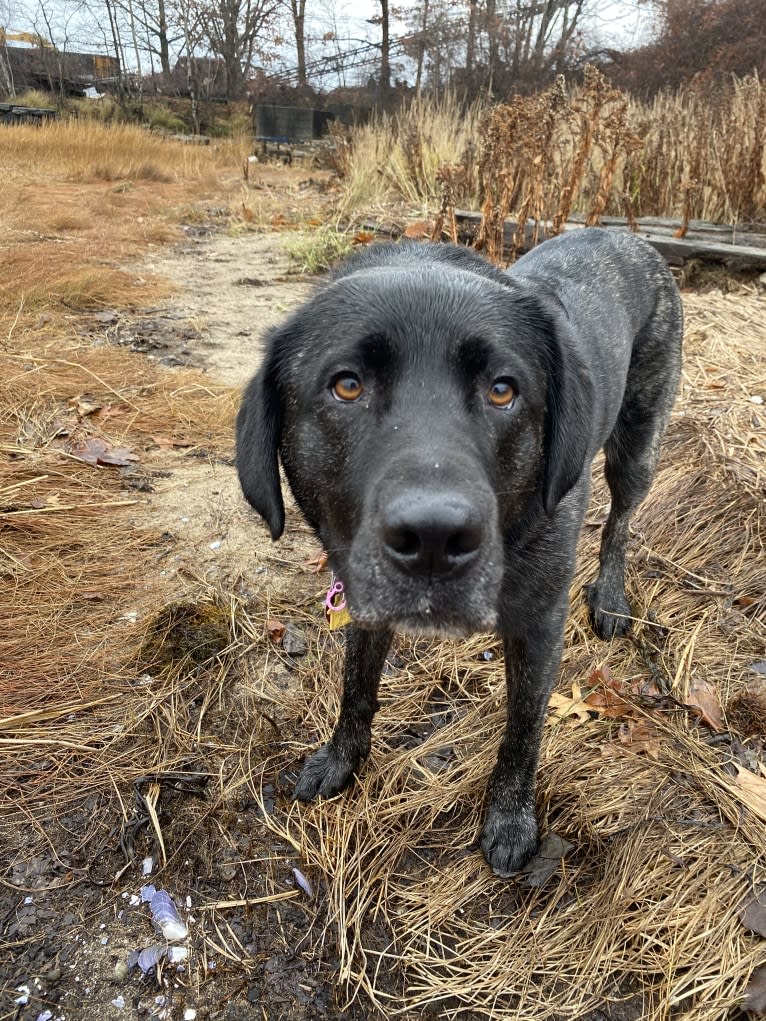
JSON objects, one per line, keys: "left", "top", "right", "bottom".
{"left": 637, "top": 74, "right": 766, "bottom": 225}
{"left": 0, "top": 118, "right": 251, "bottom": 334}
{"left": 336, "top": 93, "right": 485, "bottom": 218}
{"left": 0, "top": 345, "right": 238, "bottom": 815}
{"left": 0, "top": 119, "right": 247, "bottom": 828}
{"left": 0, "top": 117, "right": 248, "bottom": 183}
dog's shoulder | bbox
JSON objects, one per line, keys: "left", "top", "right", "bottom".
{"left": 513, "top": 227, "right": 670, "bottom": 285}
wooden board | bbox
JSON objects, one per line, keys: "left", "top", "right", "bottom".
{"left": 452, "top": 210, "right": 766, "bottom": 269}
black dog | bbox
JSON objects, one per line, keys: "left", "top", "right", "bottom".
{"left": 236, "top": 228, "right": 683, "bottom": 876}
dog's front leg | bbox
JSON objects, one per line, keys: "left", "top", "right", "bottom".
{"left": 479, "top": 621, "right": 565, "bottom": 876}
{"left": 293, "top": 626, "right": 392, "bottom": 802}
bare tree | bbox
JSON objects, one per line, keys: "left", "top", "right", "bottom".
{"left": 473, "top": 0, "right": 592, "bottom": 95}
{"left": 198, "top": 0, "right": 281, "bottom": 102}
{"left": 404, "top": 0, "right": 466, "bottom": 97}
{"left": 465, "top": 0, "right": 478, "bottom": 77}
{"left": 20, "top": 0, "right": 89, "bottom": 97}
{"left": 413, "top": 0, "right": 429, "bottom": 94}
{"left": 401, "top": 0, "right": 591, "bottom": 99}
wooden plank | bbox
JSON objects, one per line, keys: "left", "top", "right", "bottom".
{"left": 569, "top": 214, "right": 766, "bottom": 250}
{"left": 452, "top": 210, "right": 766, "bottom": 269}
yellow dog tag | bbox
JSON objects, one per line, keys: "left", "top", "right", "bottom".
{"left": 325, "top": 577, "right": 352, "bottom": 630}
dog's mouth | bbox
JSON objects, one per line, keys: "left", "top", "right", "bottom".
{"left": 340, "top": 554, "right": 502, "bottom": 637}
{"left": 350, "top": 601, "right": 498, "bottom": 638}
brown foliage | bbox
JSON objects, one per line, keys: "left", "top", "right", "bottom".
{"left": 605, "top": 0, "right": 766, "bottom": 95}
{"left": 474, "top": 67, "right": 641, "bottom": 263}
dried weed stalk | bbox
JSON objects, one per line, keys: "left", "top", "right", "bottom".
{"left": 473, "top": 67, "right": 645, "bottom": 265}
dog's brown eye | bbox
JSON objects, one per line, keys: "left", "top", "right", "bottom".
{"left": 332, "top": 374, "right": 364, "bottom": 402}
{"left": 487, "top": 378, "right": 516, "bottom": 408}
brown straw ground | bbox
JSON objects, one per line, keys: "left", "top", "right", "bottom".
{"left": 1, "top": 281, "right": 764, "bottom": 1018}
{"left": 1, "top": 342, "right": 237, "bottom": 821}
{"left": 237, "top": 285, "right": 766, "bottom": 1019}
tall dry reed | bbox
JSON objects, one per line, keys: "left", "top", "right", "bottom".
{"left": 337, "top": 71, "right": 766, "bottom": 236}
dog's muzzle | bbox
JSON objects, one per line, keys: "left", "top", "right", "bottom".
{"left": 343, "top": 472, "right": 502, "bottom": 635}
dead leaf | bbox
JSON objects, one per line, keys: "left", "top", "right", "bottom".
{"left": 402, "top": 220, "right": 431, "bottom": 239}
{"left": 92, "top": 403, "right": 131, "bottom": 424}
{"left": 305, "top": 549, "right": 328, "bottom": 573}
{"left": 743, "top": 966, "right": 766, "bottom": 1016}
{"left": 351, "top": 230, "right": 375, "bottom": 246}
{"left": 69, "top": 396, "right": 103, "bottom": 417}
{"left": 731, "top": 763, "right": 766, "bottom": 824}
{"left": 96, "top": 445, "right": 141, "bottom": 467}
{"left": 617, "top": 719, "right": 661, "bottom": 758}
{"left": 631, "top": 678, "right": 663, "bottom": 698}
{"left": 685, "top": 676, "right": 723, "bottom": 732}
{"left": 266, "top": 619, "right": 285, "bottom": 644}
{"left": 520, "top": 832, "right": 573, "bottom": 887}
{"left": 620, "top": 722, "right": 660, "bottom": 757}
{"left": 151, "top": 435, "right": 194, "bottom": 450}
{"left": 548, "top": 682, "right": 591, "bottom": 723}
{"left": 740, "top": 891, "right": 766, "bottom": 938}
{"left": 583, "top": 666, "right": 636, "bottom": 719}
{"left": 68, "top": 437, "right": 140, "bottom": 468}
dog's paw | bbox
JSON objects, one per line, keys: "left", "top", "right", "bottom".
{"left": 585, "top": 582, "right": 633, "bottom": 640}
{"left": 479, "top": 805, "right": 539, "bottom": 877}
{"left": 292, "top": 744, "right": 358, "bottom": 802}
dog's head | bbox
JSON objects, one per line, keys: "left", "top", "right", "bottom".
{"left": 236, "top": 243, "right": 593, "bottom": 634}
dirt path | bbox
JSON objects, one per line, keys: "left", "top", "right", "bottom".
{"left": 138, "top": 231, "right": 316, "bottom": 600}
{"left": 143, "top": 231, "right": 313, "bottom": 388}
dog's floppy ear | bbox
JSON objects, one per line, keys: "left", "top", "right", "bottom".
{"left": 537, "top": 305, "right": 595, "bottom": 516}
{"left": 236, "top": 349, "right": 285, "bottom": 540}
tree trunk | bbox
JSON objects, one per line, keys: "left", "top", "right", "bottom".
{"left": 104, "top": 0, "right": 130, "bottom": 102}
{"left": 414, "top": 0, "right": 430, "bottom": 97}
{"left": 466, "top": 0, "right": 477, "bottom": 76}
{"left": 0, "top": 45, "right": 15, "bottom": 97}
{"left": 156, "top": 0, "right": 171, "bottom": 75}
{"left": 379, "top": 0, "right": 391, "bottom": 92}
{"left": 125, "top": 0, "right": 144, "bottom": 106}
{"left": 223, "top": 0, "right": 242, "bottom": 103}
{"left": 291, "top": 0, "right": 307, "bottom": 86}
{"left": 485, "top": 0, "right": 497, "bottom": 92}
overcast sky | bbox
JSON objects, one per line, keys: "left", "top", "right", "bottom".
{"left": 333, "top": 0, "right": 653, "bottom": 49}
{"left": 2, "top": 0, "right": 656, "bottom": 75}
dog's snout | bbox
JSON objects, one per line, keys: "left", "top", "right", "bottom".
{"left": 381, "top": 491, "right": 484, "bottom": 576}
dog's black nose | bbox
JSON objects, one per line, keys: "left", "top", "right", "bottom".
{"left": 381, "top": 491, "right": 484, "bottom": 576}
